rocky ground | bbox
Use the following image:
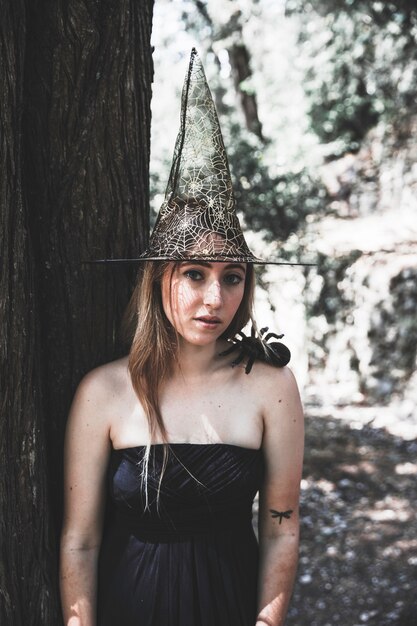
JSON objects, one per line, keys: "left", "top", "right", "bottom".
{"left": 285, "top": 407, "right": 417, "bottom": 626}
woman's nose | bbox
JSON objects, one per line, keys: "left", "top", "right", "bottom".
{"left": 203, "top": 280, "right": 222, "bottom": 308}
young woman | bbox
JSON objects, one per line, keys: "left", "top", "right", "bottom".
{"left": 60, "top": 47, "right": 307, "bottom": 626}
{"left": 59, "top": 259, "right": 304, "bottom": 626}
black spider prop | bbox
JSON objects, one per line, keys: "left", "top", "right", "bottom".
{"left": 219, "top": 326, "right": 291, "bottom": 374}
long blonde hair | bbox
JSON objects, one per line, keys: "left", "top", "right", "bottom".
{"left": 121, "top": 260, "right": 256, "bottom": 506}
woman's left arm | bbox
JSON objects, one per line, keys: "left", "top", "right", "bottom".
{"left": 256, "top": 365, "right": 305, "bottom": 626}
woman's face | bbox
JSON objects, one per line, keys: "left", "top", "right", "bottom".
{"left": 161, "top": 261, "right": 247, "bottom": 346}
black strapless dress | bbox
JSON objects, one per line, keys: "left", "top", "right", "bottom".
{"left": 97, "top": 443, "right": 264, "bottom": 626}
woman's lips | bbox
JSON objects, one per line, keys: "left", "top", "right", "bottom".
{"left": 194, "top": 316, "right": 221, "bottom": 328}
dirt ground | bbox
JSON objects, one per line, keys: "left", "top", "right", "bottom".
{"left": 284, "top": 408, "right": 417, "bottom": 626}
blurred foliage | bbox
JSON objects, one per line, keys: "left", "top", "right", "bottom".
{"left": 151, "top": 0, "right": 417, "bottom": 242}
{"left": 168, "top": 2, "right": 324, "bottom": 240}
{"left": 226, "top": 123, "right": 327, "bottom": 242}
{"left": 152, "top": 0, "right": 328, "bottom": 241}
{"left": 286, "top": 0, "right": 417, "bottom": 154}
{"left": 367, "top": 266, "right": 417, "bottom": 397}
{"left": 307, "top": 250, "right": 363, "bottom": 324}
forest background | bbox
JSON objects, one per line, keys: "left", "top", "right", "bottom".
{"left": 1, "top": 0, "right": 416, "bottom": 624}
{"left": 150, "top": 5, "right": 417, "bottom": 622}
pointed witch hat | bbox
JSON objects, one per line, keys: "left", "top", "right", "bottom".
{"left": 84, "top": 48, "right": 315, "bottom": 266}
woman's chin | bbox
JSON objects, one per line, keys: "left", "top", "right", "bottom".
{"left": 178, "top": 331, "right": 222, "bottom": 348}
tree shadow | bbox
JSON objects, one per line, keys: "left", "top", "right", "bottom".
{"left": 287, "top": 414, "right": 417, "bottom": 626}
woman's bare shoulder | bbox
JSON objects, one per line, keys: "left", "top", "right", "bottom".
{"left": 79, "top": 355, "right": 129, "bottom": 393}
{"left": 246, "top": 360, "right": 303, "bottom": 423}
{"left": 63, "top": 356, "right": 131, "bottom": 457}
{"left": 71, "top": 355, "right": 130, "bottom": 421}
{"left": 246, "top": 360, "right": 299, "bottom": 397}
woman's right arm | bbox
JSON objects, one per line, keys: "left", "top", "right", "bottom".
{"left": 60, "top": 368, "right": 113, "bottom": 626}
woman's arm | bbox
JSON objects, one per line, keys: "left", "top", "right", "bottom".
{"left": 256, "top": 366, "right": 305, "bottom": 626}
{"left": 60, "top": 368, "right": 113, "bottom": 626}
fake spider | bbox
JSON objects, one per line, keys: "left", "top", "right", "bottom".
{"left": 219, "top": 326, "right": 291, "bottom": 374}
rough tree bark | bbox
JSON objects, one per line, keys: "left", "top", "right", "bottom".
{"left": 1, "top": 0, "right": 155, "bottom": 623}
{"left": 0, "top": 1, "right": 58, "bottom": 623}
{"left": 24, "top": 0, "right": 154, "bottom": 533}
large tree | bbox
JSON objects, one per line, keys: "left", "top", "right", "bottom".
{"left": 0, "top": 0, "right": 154, "bottom": 623}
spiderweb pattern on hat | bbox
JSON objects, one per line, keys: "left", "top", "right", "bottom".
{"left": 83, "top": 48, "right": 316, "bottom": 267}
{"left": 140, "top": 47, "right": 258, "bottom": 262}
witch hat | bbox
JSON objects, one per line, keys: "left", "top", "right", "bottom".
{"left": 84, "top": 48, "right": 315, "bottom": 266}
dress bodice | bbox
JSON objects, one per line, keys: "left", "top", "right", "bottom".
{"left": 98, "top": 442, "right": 264, "bottom": 625}
{"left": 108, "top": 443, "right": 264, "bottom": 539}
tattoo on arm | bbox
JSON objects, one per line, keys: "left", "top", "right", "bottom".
{"left": 269, "top": 509, "right": 293, "bottom": 524}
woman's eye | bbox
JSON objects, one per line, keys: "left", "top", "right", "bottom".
{"left": 224, "top": 273, "right": 244, "bottom": 285}
{"left": 184, "top": 269, "right": 203, "bottom": 281}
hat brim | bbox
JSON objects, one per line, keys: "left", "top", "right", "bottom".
{"left": 81, "top": 255, "right": 316, "bottom": 267}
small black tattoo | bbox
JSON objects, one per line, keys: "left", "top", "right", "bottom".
{"left": 270, "top": 509, "right": 293, "bottom": 524}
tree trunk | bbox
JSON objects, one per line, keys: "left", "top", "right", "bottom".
{"left": 24, "top": 0, "right": 154, "bottom": 533}
{"left": 1, "top": 0, "right": 155, "bottom": 623}
{"left": 228, "top": 42, "right": 265, "bottom": 142}
{"left": 0, "top": 1, "right": 59, "bottom": 623}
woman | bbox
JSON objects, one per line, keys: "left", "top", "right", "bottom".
{"left": 60, "top": 48, "right": 306, "bottom": 626}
